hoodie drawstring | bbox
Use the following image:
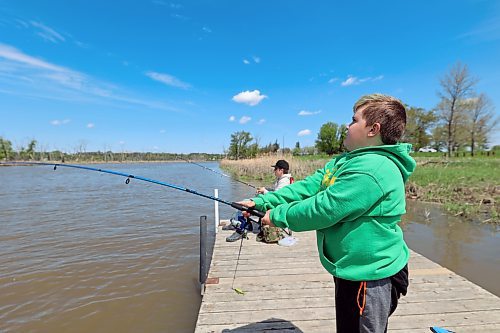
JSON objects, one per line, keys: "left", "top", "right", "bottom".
{"left": 357, "top": 281, "right": 367, "bottom": 316}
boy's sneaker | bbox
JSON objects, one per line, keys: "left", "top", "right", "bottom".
{"left": 226, "top": 231, "right": 243, "bottom": 242}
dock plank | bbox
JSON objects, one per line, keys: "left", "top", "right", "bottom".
{"left": 195, "top": 224, "right": 500, "bottom": 332}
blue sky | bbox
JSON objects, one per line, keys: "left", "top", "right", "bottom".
{"left": 1, "top": 0, "right": 499, "bottom": 153}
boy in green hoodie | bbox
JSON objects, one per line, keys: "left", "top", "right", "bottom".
{"left": 239, "top": 94, "right": 416, "bottom": 333}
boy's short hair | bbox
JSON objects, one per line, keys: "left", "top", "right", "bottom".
{"left": 353, "top": 94, "right": 406, "bottom": 144}
{"left": 272, "top": 159, "right": 289, "bottom": 172}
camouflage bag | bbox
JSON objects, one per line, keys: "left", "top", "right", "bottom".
{"left": 256, "top": 225, "right": 284, "bottom": 243}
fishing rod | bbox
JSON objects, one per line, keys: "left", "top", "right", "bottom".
{"left": 177, "top": 156, "right": 257, "bottom": 189}
{"left": 1, "top": 161, "right": 265, "bottom": 218}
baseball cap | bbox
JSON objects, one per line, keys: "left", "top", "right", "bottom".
{"left": 272, "top": 159, "right": 289, "bottom": 170}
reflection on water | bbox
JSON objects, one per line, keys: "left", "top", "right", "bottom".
{"left": 0, "top": 163, "right": 498, "bottom": 332}
{"left": 403, "top": 201, "right": 500, "bottom": 296}
{"left": 0, "top": 163, "right": 252, "bottom": 333}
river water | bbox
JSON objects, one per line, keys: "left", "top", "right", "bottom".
{"left": 1, "top": 162, "right": 498, "bottom": 332}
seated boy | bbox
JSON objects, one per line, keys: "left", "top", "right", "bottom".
{"left": 226, "top": 159, "right": 293, "bottom": 242}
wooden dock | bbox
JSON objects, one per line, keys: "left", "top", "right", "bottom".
{"left": 195, "top": 224, "right": 500, "bottom": 332}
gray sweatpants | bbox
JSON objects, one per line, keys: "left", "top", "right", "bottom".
{"left": 334, "top": 277, "right": 393, "bottom": 333}
{"left": 359, "top": 278, "right": 392, "bottom": 333}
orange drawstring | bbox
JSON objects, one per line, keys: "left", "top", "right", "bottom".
{"left": 357, "top": 281, "right": 367, "bottom": 316}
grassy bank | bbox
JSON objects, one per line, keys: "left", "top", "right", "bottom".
{"left": 408, "top": 157, "right": 499, "bottom": 222}
{"left": 220, "top": 154, "right": 499, "bottom": 223}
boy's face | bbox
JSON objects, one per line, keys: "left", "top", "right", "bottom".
{"left": 344, "top": 108, "right": 373, "bottom": 151}
{"left": 274, "top": 167, "right": 284, "bottom": 177}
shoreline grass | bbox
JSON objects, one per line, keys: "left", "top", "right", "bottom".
{"left": 220, "top": 154, "right": 499, "bottom": 224}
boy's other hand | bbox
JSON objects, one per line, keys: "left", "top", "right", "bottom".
{"left": 236, "top": 200, "right": 255, "bottom": 218}
{"left": 261, "top": 210, "right": 275, "bottom": 227}
{"left": 256, "top": 187, "right": 266, "bottom": 194}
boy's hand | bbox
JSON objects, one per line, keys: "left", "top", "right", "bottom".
{"left": 236, "top": 200, "right": 255, "bottom": 218}
{"left": 236, "top": 201, "right": 274, "bottom": 226}
{"left": 256, "top": 187, "right": 266, "bottom": 194}
{"left": 236, "top": 200, "right": 255, "bottom": 209}
{"left": 261, "top": 210, "right": 275, "bottom": 227}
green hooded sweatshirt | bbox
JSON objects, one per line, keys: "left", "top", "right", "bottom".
{"left": 251, "top": 144, "right": 416, "bottom": 281}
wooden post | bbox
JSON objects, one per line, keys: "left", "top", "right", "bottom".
{"left": 214, "top": 189, "right": 219, "bottom": 234}
{"left": 199, "top": 215, "right": 208, "bottom": 295}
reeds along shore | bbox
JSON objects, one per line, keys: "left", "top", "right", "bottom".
{"left": 220, "top": 155, "right": 329, "bottom": 183}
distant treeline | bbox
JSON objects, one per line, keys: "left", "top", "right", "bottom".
{"left": 0, "top": 137, "right": 222, "bottom": 162}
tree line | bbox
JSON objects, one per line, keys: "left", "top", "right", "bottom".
{"left": 0, "top": 138, "right": 222, "bottom": 162}
{"left": 226, "top": 62, "right": 498, "bottom": 160}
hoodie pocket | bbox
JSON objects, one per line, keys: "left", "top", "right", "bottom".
{"left": 317, "top": 230, "right": 337, "bottom": 275}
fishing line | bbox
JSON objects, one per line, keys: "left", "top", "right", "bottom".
{"left": 177, "top": 156, "right": 257, "bottom": 189}
{"left": 231, "top": 232, "right": 247, "bottom": 295}
{"left": 1, "top": 162, "right": 264, "bottom": 218}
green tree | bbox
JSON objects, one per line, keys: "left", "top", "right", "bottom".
{"left": 247, "top": 142, "right": 259, "bottom": 158}
{"left": 0, "top": 137, "right": 14, "bottom": 160}
{"left": 292, "top": 141, "right": 301, "bottom": 156}
{"left": 260, "top": 140, "right": 280, "bottom": 154}
{"left": 228, "top": 131, "right": 253, "bottom": 160}
{"left": 315, "top": 122, "right": 345, "bottom": 155}
{"left": 26, "top": 139, "right": 37, "bottom": 160}
{"left": 431, "top": 125, "right": 447, "bottom": 152}
{"left": 403, "top": 106, "right": 437, "bottom": 151}
{"left": 338, "top": 124, "right": 347, "bottom": 150}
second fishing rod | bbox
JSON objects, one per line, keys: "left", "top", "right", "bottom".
{"left": 177, "top": 156, "right": 257, "bottom": 189}
{"left": 2, "top": 161, "right": 265, "bottom": 219}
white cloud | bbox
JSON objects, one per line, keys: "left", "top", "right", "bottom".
{"left": 0, "top": 43, "right": 178, "bottom": 112}
{"left": 341, "top": 75, "right": 383, "bottom": 86}
{"left": 298, "top": 110, "right": 321, "bottom": 116}
{"left": 153, "top": 0, "right": 181, "bottom": 8}
{"left": 232, "top": 90, "right": 267, "bottom": 106}
{"left": 15, "top": 19, "right": 30, "bottom": 28}
{"left": 171, "top": 13, "right": 189, "bottom": 20}
{"left": 298, "top": 129, "right": 312, "bottom": 136}
{"left": 30, "top": 21, "right": 65, "bottom": 43}
{"left": 0, "top": 43, "right": 95, "bottom": 94}
{"left": 229, "top": 115, "right": 236, "bottom": 122}
{"left": 456, "top": 17, "right": 500, "bottom": 42}
{"left": 145, "top": 71, "right": 190, "bottom": 89}
{"left": 87, "top": 123, "right": 95, "bottom": 128}
{"left": 243, "top": 56, "right": 260, "bottom": 64}
{"left": 51, "top": 119, "right": 70, "bottom": 126}
{"left": 328, "top": 77, "right": 339, "bottom": 84}
{"left": 341, "top": 76, "right": 360, "bottom": 86}
{"left": 239, "top": 116, "right": 251, "bottom": 124}
{"left": 0, "top": 43, "right": 66, "bottom": 72}
{"left": 202, "top": 26, "right": 212, "bottom": 33}
{"left": 257, "top": 118, "right": 266, "bottom": 125}
{"left": 74, "top": 41, "right": 90, "bottom": 49}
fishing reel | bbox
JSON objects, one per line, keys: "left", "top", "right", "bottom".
{"left": 229, "top": 211, "right": 261, "bottom": 235}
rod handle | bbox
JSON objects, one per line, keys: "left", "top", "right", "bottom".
{"left": 230, "top": 202, "right": 265, "bottom": 218}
